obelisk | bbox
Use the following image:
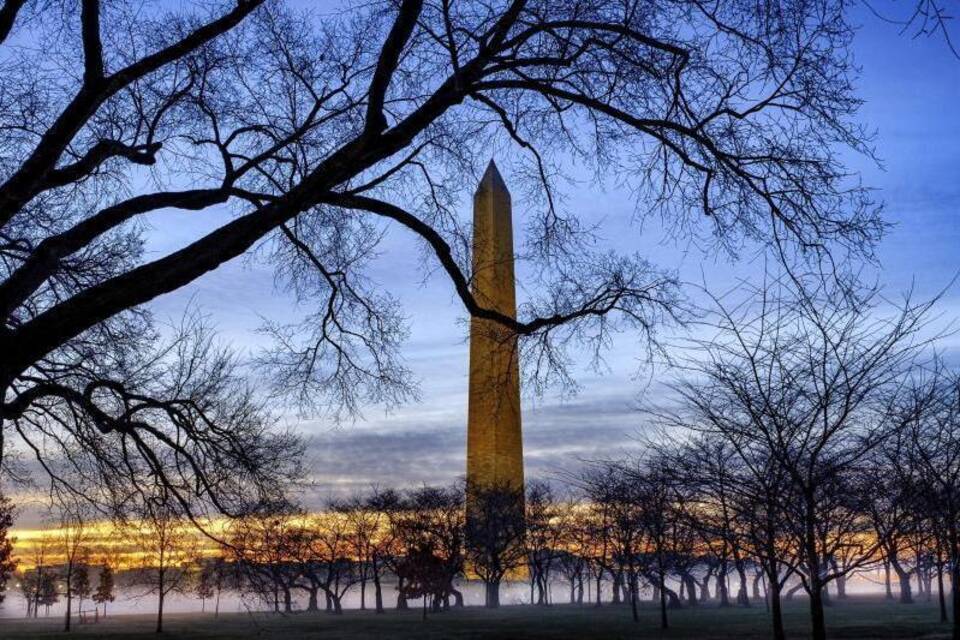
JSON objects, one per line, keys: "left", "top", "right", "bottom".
{"left": 466, "top": 160, "right": 524, "bottom": 497}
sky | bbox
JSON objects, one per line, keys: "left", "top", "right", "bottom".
{"left": 7, "top": 3, "right": 959, "bottom": 526}
{"left": 135, "top": 4, "right": 960, "bottom": 509}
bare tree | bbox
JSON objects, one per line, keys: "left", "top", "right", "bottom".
{"left": 555, "top": 511, "right": 590, "bottom": 606}
{"left": 306, "top": 513, "right": 360, "bottom": 614}
{"left": 230, "top": 512, "right": 302, "bottom": 613}
{"left": 128, "top": 497, "right": 200, "bottom": 633}
{"left": 362, "top": 488, "right": 404, "bottom": 613}
{"left": 660, "top": 279, "right": 940, "bottom": 640}
{"left": 393, "top": 485, "right": 466, "bottom": 611}
{"left": 863, "top": 435, "right": 925, "bottom": 604}
{"left": 1, "top": 0, "right": 887, "bottom": 518}
{"left": 577, "top": 462, "right": 646, "bottom": 622}
{"left": 629, "top": 458, "right": 683, "bottom": 630}
{"left": 465, "top": 483, "right": 525, "bottom": 608}
{"left": 56, "top": 501, "right": 90, "bottom": 631}
{"left": 331, "top": 492, "right": 393, "bottom": 611}
{"left": 91, "top": 562, "right": 115, "bottom": 618}
{"left": 20, "top": 528, "right": 55, "bottom": 618}
{"left": 898, "top": 364, "right": 960, "bottom": 640}
{"left": 194, "top": 559, "right": 216, "bottom": 613}
{"left": 37, "top": 569, "right": 59, "bottom": 617}
{"left": 0, "top": 492, "right": 15, "bottom": 605}
{"left": 524, "top": 480, "right": 563, "bottom": 606}
{"left": 670, "top": 436, "right": 744, "bottom": 607}
{"left": 18, "top": 569, "right": 38, "bottom": 618}
{"left": 70, "top": 562, "right": 92, "bottom": 621}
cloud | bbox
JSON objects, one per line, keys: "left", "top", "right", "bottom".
{"left": 296, "top": 387, "right": 651, "bottom": 508}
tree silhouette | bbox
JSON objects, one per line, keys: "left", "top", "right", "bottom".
{"left": 660, "top": 279, "right": 940, "bottom": 640}
{"left": 465, "top": 484, "right": 526, "bottom": 609}
{"left": 195, "top": 561, "right": 216, "bottom": 613}
{"left": 0, "top": 493, "right": 14, "bottom": 605}
{"left": 394, "top": 485, "right": 466, "bottom": 611}
{"left": 91, "top": 563, "right": 115, "bottom": 618}
{"left": 0, "top": 0, "right": 885, "bottom": 516}
{"left": 57, "top": 502, "right": 89, "bottom": 631}
{"left": 37, "top": 570, "right": 59, "bottom": 617}
{"left": 129, "top": 498, "right": 199, "bottom": 633}
{"left": 70, "top": 562, "right": 91, "bottom": 618}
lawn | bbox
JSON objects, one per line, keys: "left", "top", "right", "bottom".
{"left": 0, "top": 596, "right": 950, "bottom": 639}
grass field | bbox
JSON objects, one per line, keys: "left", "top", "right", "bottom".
{"left": 0, "top": 596, "right": 951, "bottom": 639}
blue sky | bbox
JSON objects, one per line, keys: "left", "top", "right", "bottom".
{"left": 136, "top": 5, "right": 960, "bottom": 506}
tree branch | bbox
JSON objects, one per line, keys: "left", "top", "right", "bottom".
{"left": 0, "top": 0, "right": 25, "bottom": 45}
{"left": 0, "top": 0, "right": 265, "bottom": 229}
{"left": 364, "top": 0, "right": 424, "bottom": 137}
{"left": 80, "top": 0, "right": 104, "bottom": 84}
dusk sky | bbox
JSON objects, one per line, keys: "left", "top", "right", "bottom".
{"left": 12, "top": 2, "right": 952, "bottom": 520}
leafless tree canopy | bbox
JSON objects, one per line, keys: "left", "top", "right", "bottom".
{"left": 0, "top": 1, "right": 886, "bottom": 511}
{"left": 655, "top": 279, "right": 944, "bottom": 640}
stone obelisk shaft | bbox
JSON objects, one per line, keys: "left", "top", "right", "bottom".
{"left": 466, "top": 161, "right": 524, "bottom": 493}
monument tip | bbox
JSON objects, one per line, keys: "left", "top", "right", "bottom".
{"left": 477, "top": 159, "right": 509, "bottom": 197}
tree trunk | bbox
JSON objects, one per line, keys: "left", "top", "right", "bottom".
{"left": 156, "top": 591, "right": 165, "bottom": 634}
{"left": 804, "top": 497, "right": 827, "bottom": 640}
{"left": 665, "top": 587, "right": 682, "bottom": 609}
{"left": 952, "top": 549, "right": 960, "bottom": 640}
{"left": 768, "top": 569, "right": 786, "bottom": 640}
{"left": 360, "top": 577, "right": 366, "bottom": 610}
{"left": 156, "top": 569, "right": 166, "bottom": 634}
{"left": 822, "top": 581, "right": 832, "bottom": 607}
{"left": 785, "top": 580, "right": 804, "bottom": 601}
{"left": 659, "top": 570, "right": 669, "bottom": 630}
{"left": 892, "top": 560, "right": 914, "bottom": 604}
{"left": 611, "top": 570, "right": 623, "bottom": 604}
{"left": 64, "top": 565, "right": 73, "bottom": 632}
{"left": 374, "top": 575, "right": 384, "bottom": 613}
{"left": 307, "top": 588, "right": 319, "bottom": 612}
{"left": 884, "top": 560, "right": 893, "bottom": 600}
{"left": 937, "top": 557, "right": 948, "bottom": 623}
{"left": 808, "top": 577, "right": 827, "bottom": 640}
{"left": 717, "top": 569, "right": 730, "bottom": 607}
{"left": 681, "top": 572, "right": 698, "bottom": 606}
{"left": 485, "top": 580, "right": 501, "bottom": 608}
{"left": 735, "top": 563, "right": 750, "bottom": 606}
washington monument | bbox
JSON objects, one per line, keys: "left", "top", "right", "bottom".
{"left": 466, "top": 161, "right": 524, "bottom": 497}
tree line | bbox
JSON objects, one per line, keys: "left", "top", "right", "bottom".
{"left": 2, "top": 279, "right": 959, "bottom": 640}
